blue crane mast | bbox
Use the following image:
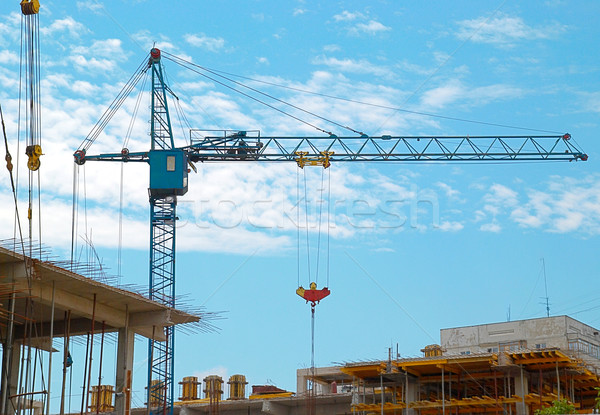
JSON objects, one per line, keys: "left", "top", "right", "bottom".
{"left": 73, "top": 48, "right": 587, "bottom": 415}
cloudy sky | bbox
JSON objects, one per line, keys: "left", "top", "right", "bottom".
{"left": 1, "top": 0, "right": 599, "bottom": 407}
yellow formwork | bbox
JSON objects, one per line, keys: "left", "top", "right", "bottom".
{"left": 227, "top": 374, "right": 248, "bottom": 400}
{"left": 89, "top": 385, "right": 114, "bottom": 413}
{"left": 179, "top": 376, "right": 200, "bottom": 401}
{"left": 203, "top": 375, "right": 223, "bottom": 401}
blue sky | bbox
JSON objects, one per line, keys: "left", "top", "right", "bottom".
{"left": 1, "top": 0, "right": 599, "bottom": 408}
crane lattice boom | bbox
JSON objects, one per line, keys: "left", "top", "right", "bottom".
{"left": 75, "top": 131, "right": 587, "bottom": 165}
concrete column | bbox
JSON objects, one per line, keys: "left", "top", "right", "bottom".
{"left": 0, "top": 340, "right": 21, "bottom": 415}
{"left": 296, "top": 369, "right": 308, "bottom": 396}
{"left": 114, "top": 327, "right": 135, "bottom": 415}
{"left": 405, "top": 375, "right": 419, "bottom": 415}
{"left": 516, "top": 366, "right": 529, "bottom": 415}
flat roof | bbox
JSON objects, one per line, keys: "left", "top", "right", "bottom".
{"left": 441, "top": 315, "right": 599, "bottom": 332}
{"left": 0, "top": 245, "right": 199, "bottom": 344}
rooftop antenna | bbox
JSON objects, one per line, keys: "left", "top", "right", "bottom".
{"left": 507, "top": 305, "right": 511, "bottom": 322}
{"left": 541, "top": 258, "right": 550, "bottom": 317}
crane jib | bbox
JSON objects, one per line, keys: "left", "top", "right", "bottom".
{"left": 75, "top": 134, "right": 588, "bottom": 165}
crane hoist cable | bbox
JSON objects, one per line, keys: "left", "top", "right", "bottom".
{"left": 295, "top": 159, "right": 332, "bottom": 415}
{"left": 14, "top": 3, "right": 53, "bottom": 409}
{"left": 14, "top": 20, "right": 47, "bottom": 370}
{"left": 295, "top": 171, "right": 332, "bottom": 303}
{"left": 21, "top": 0, "right": 42, "bottom": 171}
{"left": 19, "top": 0, "right": 43, "bottom": 253}
{"left": 295, "top": 152, "right": 333, "bottom": 298}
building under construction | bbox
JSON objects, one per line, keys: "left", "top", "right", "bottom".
{"left": 0, "top": 242, "right": 203, "bottom": 415}
{"left": 298, "top": 316, "right": 600, "bottom": 415}
{"left": 2, "top": 241, "right": 600, "bottom": 415}
{"left": 139, "top": 316, "right": 600, "bottom": 415}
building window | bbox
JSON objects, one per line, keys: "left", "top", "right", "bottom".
{"left": 460, "top": 351, "right": 471, "bottom": 355}
{"left": 500, "top": 341, "right": 527, "bottom": 352}
{"left": 535, "top": 343, "right": 546, "bottom": 349}
{"left": 166, "top": 156, "right": 176, "bottom": 171}
{"left": 569, "top": 339, "right": 600, "bottom": 359}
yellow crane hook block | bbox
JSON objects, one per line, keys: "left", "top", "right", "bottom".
{"left": 26, "top": 144, "right": 42, "bottom": 171}
{"left": 20, "top": 0, "right": 40, "bottom": 15}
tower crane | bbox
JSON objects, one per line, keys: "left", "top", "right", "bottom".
{"left": 73, "top": 48, "right": 587, "bottom": 415}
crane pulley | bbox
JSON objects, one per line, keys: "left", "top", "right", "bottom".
{"left": 20, "top": 0, "right": 40, "bottom": 15}
{"left": 295, "top": 151, "right": 333, "bottom": 169}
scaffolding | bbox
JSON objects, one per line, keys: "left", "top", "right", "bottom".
{"left": 341, "top": 348, "right": 600, "bottom": 415}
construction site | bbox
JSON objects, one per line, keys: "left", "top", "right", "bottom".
{"left": 2, "top": 249, "right": 600, "bottom": 415}
{"left": 1, "top": 1, "right": 597, "bottom": 415}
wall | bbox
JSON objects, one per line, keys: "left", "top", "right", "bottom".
{"left": 441, "top": 316, "right": 600, "bottom": 357}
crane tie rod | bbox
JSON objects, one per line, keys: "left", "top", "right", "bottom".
{"left": 77, "top": 54, "right": 150, "bottom": 154}
{"left": 162, "top": 58, "right": 566, "bottom": 135}
{"left": 163, "top": 52, "right": 365, "bottom": 137}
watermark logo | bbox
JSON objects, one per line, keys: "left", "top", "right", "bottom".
{"left": 176, "top": 184, "right": 441, "bottom": 232}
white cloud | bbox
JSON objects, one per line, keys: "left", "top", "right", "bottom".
{"left": 333, "top": 11, "right": 364, "bottom": 22}
{"left": 71, "top": 80, "right": 100, "bottom": 96}
{"left": 0, "top": 13, "right": 21, "bottom": 43}
{"left": 293, "top": 8, "right": 307, "bottom": 16}
{"left": 420, "top": 80, "right": 524, "bottom": 109}
{"left": 480, "top": 222, "right": 501, "bottom": 233}
{"left": 312, "top": 56, "right": 392, "bottom": 78}
{"left": 257, "top": 57, "right": 269, "bottom": 65}
{"left": 76, "top": 1, "right": 103, "bottom": 13}
{"left": 473, "top": 176, "right": 600, "bottom": 235}
{"left": 438, "top": 221, "right": 464, "bottom": 232}
{"left": 333, "top": 11, "right": 390, "bottom": 36}
{"left": 456, "top": 14, "right": 566, "bottom": 47}
{"left": 185, "top": 34, "right": 226, "bottom": 52}
{"left": 0, "top": 50, "right": 18, "bottom": 64}
{"left": 372, "top": 247, "right": 395, "bottom": 253}
{"left": 473, "top": 183, "right": 520, "bottom": 228}
{"left": 355, "top": 20, "right": 391, "bottom": 35}
{"left": 41, "top": 17, "right": 87, "bottom": 37}
{"left": 73, "top": 39, "right": 126, "bottom": 60}
{"left": 436, "top": 182, "right": 460, "bottom": 199}
{"left": 421, "top": 82, "right": 464, "bottom": 109}
{"left": 69, "top": 55, "right": 116, "bottom": 73}
{"left": 133, "top": 31, "right": 176, "bottom": 52}
{"left": 481, "top": 183, "right": 519, "bottom": 217}
{"left": 488, "top": 184, "right": 518, "bottom": 204}
{"left": 510, "top": 177, "right": 600, "bottom": 234}
{"left": 581, "top": 91, "right": 600, "bottom": 114}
